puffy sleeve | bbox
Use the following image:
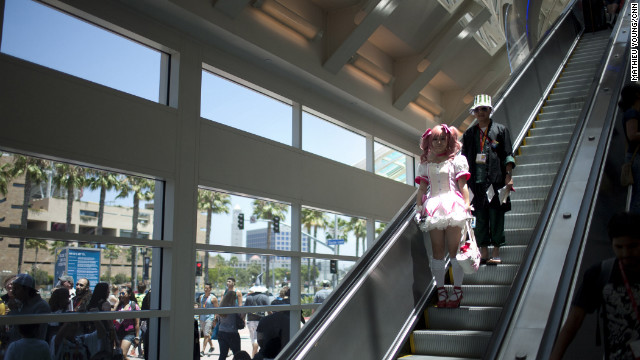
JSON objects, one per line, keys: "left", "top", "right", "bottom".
{"left": 414, "top": 162, "right": 429, "bottom": 185}
{"left": 453, "top": 155, "right": 471, "bottom": 181}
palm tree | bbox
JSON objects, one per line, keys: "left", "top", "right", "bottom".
{"left": 251, "top": 200, "right": 288, "bottom": 289}
{"left": 8, "top": 155, "right": 50, "bottom": 273}
{"left": 86, "top": 170, "right": 120, "bottom": 235}
{"left": 197, "top": 189, "right": 231, "bottom": 283}
{"left": 0, "top": 161, "right": 11, "bottom": 198}
{"left": 325, "top": 217, "right": 349, "bottom": 255}
{"left": 49, "top": 240, "right": 67, "bottom": 258}
{"left": 346, "top": 218, "right": 367, "bottom": 257}
{"left": 301, "top": 209, "right": 329, "bottom": 286}
{"left": 117, "top": 176, "right": 154, "bottom": 288}
{"left": 53, "top": 163, "right": 87, "bottom": 235}
{"left": 103, "top": 244, "right": 121, "bottom": 280}
{"left": 25, "top": 238, "right": 49, "bottom": 270}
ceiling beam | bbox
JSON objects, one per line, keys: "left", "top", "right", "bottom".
{"left": 323, "top": 0, "right": 402, "bottom": 74}
{"left": 393, "top": 7, "right": 492, "bottom": 110}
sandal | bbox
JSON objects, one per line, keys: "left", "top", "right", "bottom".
{"left": 487, "top": 257, "right": 502, "bottom": 265}
{"left": 436, "top": 286, "right": 448, "bottom": 307}
{"left": 446, "top": 286, "right": 463, "bottom": 308}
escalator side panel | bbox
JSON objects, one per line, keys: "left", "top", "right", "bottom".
{"left": 304, "top": 218, "right": 428, "bottom": 360}
{"left": 289, "top": 212, "right": 430, "bottom": 360}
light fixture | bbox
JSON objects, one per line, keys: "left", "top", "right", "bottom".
{"left": 348, "top": 54, "right": 394, "bottom": 86}
{"left": 252, "top": 0, "right": 323, "bottom": 41}
{"left": 414, "top": 94, "right": 444, "bottom": 117}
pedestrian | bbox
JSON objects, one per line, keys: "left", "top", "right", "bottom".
{"left": 72, "top": 278, "right": 92, "bottom": 312}
{"left": 224, "top": 278, "right": 243, "bottom": 306}
{"left": 313, "top": 280, "right": 331, "bottom": 305}
{"left": 56, "top": 275, "right": 74, "bottom": 312}
{"left": 245, "top": 285, "right": 269, "bottom": 357}
{"left": 416, "top": 124, "right": 472, "bottom": 308}
{"left": 108, "top": 284, "right": 119, "bottom": 310}
{"left": 46, "top": 287, "right": 70, "bottom": 343}
{"left": 1, "top": 274, "right": 18, "bottom": 315}
{"left": 255, "top": 302, "right": 290, "bottom": 360}
{"left": 551, "top": 212, "right": 640, "bottom": 359}
{"left": 198, "top": 282, "right": 218, "bottom": 357}
{"left": 4, "top": 323, "right": 51, "bottom": 360}
{"left": 114, "top": 286, "right": 140, "bottom": 360}
{"left": 618, "top": 84, "right": 640, "bottom": 214}
{"left": 8, "top": 274, "right": 50, "bottom": 341}
{"left": 216, "top": 290, "right": 242, "bottom": 360}
{"left": 461, "top": 94, "right": 516, "bottom": 265}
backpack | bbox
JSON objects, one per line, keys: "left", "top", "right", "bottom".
{"left": 54, "top": 337, "right": 90, "bottom": 360}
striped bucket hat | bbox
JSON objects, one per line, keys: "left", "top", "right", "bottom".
{"left": 469, "top": 94, "right": 493, "bottom": 114}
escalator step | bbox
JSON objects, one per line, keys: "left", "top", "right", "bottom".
{"left": 411, "top": 330, "right": 492, "bottom": 358}
{"left": 427, "top": 306, "right": 502, "bottom": 331}
{"left": 441, "top": 285, "right": 511, "bottom": 307}
{"left": 463, "top": 264, "right": 518, "bottom": 285}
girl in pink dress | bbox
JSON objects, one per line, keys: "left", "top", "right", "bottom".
{"left": 415, "top": 124, "right": 472, "bottom": 308}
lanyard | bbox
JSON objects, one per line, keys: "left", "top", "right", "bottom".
{"left": 619, "top": 260, "right": 640, "bottom": 322}
{"left": 478, "top": 125, "right": 489, "bottom": 153}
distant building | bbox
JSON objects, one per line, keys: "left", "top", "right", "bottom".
{"left": 245, "top": 226, "right": 310, "bottom": 268}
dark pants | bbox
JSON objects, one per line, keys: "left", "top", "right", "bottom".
{"left": 473, "top": 206, "right": 506, "bottom": 248}
{"left": 217, "top": 331, "right": 240, "bottom": 360}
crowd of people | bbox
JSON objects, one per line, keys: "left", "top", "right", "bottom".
{"left": 195, "top": 277, "right": 331, "bottom": 360}
{"left": 0, "top": 274, "right": 150, "bottom": 360}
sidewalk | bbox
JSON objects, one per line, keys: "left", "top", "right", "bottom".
{"left": 198, "top": 327, "right": 254, "bottom": 358}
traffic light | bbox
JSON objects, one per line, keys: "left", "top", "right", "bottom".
{"left": 330, "top": 260, "right": 337, "bottom": 274}
{"left": 196, "top": 261, "right": 203, "bottom": 276}
{"left": 273, "top": 216, "right": 280, "bottom": 233}
{"left": 237, "top": 213, "right": 244, "bottom": 230}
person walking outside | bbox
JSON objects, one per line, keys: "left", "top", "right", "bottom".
{"left": 461, "top": 94, "right": 515, "bottom": 265}
{"left": 198, "top": 282, "right": 218, "bottom": 357}
{"left": 415, "top": 124, "right": 472, "bottom": 308}
{"left": 216, "top": 290, "right": 242, "bottom": 360}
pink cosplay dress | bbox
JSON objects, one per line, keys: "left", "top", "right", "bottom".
{"left": 415, "top": 154, "right": 472, "bottom": 231}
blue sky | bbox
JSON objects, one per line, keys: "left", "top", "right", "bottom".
{"left": 0, "top": 0, "right": 388, "bottom": 258}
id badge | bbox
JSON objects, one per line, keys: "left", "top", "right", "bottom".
{"left": 476, "top": 153, "right": 487, "bottom": 164}
{"left": 630, "top": 339, "right": 640, "bottom": 358}
{"left": 470, "top": 217, "right": 476, "bottom": 229}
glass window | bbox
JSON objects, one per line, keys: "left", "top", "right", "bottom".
{"left": 1, "top": 0, "right": 166, "bottom": 103}
{"left": 0, "top": 151, "right": 159, "bottom": 242}
{"left": 301, "top": 207, "right": 368, "bottom": 257}
{"left": 196, "top": 189, "right": 291, "bottom": 250}
{"left": 302, "top": 111, "right": 366, "bottom": 169}
{"left": 373, "top": 142, "right": 412, "bottom": 183}
{"left": 201, "top": 70, "right": 292, "bottom": 145}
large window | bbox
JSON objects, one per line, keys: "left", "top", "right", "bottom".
{"left": 1, "top": 0, "right": 167, "bottom": 103}
{"left": 373, "top": 142, "right": 413, "bottom": 183}
{"left": 201, "top": 70, "right": 293, "bottom": 145}
{"left": 302, "top": 111, "right": 366, "bottom": 169}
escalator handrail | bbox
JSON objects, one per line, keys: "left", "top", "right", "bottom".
{"left": 535, "top": 7, "right": 633, "bottom": 359}
{"left": 483, "top": 5, "right": 629, "bottom": 360}
{"left": 276, "top": 191, "right": 419, "bottom": 359}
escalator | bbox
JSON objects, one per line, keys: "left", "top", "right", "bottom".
{"left": 406, "top": 29, "right": 612, "bottom": 360}
{"left": 277, "top": 1, "right": 632, "bottom": 359}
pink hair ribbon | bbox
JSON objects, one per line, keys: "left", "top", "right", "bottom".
{"left": 441, "top": 124, "right": 450, "bottom": 134}
{"left": 422, "top": 129, "right": 431, "bottom": 138}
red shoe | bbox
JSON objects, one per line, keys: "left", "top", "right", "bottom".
{"left": 446, "top": 286, "right": 463, "bottom": 308}
{"left": 436, "top": 287, "right": 448, "bottom": 307}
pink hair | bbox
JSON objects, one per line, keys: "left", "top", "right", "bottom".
{"left": 419, "top": 124, "right": 461, "bottom": 163}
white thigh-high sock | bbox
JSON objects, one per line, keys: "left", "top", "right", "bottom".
{"left": 430, "top": 258, "right": 446, "bottom": 287}
{"left": 450, "top": 258, "right": 464, "bottom": 287}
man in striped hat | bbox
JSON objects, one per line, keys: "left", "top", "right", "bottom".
{"left": 461, "top": 94, "right": 516, "bottom": 265}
